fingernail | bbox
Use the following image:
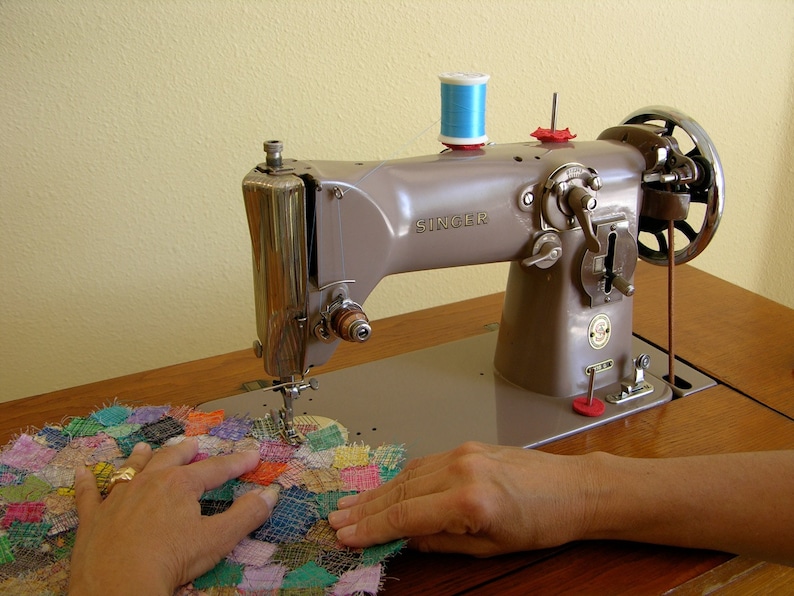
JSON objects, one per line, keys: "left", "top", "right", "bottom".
{"left": 336, "top": 524, "right": 357, "bottom": 543}
{"left": 74, "top": 465, "right": 90, "bottom": 480}
{"left": 259, "top": 486, "right": 280, "bottom": 510}
{"left": 328, "top": 509, "right": 349, "bottom": 526}
{"left": 132, "top": 442, "right": 150, "bottom": 454}
{"left": 336, "top": 494, "right": 359, "bottom": 509}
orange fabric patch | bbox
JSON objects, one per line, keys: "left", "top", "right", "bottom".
{"left": 238, "top": 461, "right": 288, "bottom": 485}
{"left": 184, "top": 410, "right": 225, "bottom": 436}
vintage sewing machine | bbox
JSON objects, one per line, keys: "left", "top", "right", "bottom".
{"left": 202, "top": 79, "right": 723, "bottom": 455}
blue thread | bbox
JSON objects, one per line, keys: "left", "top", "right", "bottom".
{"left": 438, "top": 72, "right": 489, "bottom": 146}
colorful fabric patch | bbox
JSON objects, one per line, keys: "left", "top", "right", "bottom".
{"left": 227, "top": 537, "right": 278, "bottom": 566}
{"left": 0, "top": 404, "right": 405, "bottom": 595}
{"left": 362, "top": 539, "right": 406, "bottom": 566}
{"left": 101, "top": 423, "right": 142, "bottom": 439}
{"left": 7, "top": 520, "right": 52, "bottom": 549}
{"left": 0, "top": 535, "right": 14, "bottom": 564}
{"left": 282, "top": 561, "right": 337, "bottom": 589}
{"left": 298, "top": 446, "right": 336, "bottom": 470}
{"left": 0, "top": 434, "right": 58, "bottom": 472}
{"left": 0, "top": 474, "right": 52, "bottom": 502}
{"left": 306, "top": 424, "right": 346, "bottom": 451}
{"left": 63, "top": 417, "right": 104, "bottom": 437}
{"left": 255, "top": 487, "right": 319, "bottom": 543}
{"left": 239, "top": 563, "right": 287, "bottom": 591}
{"left": 210, "top": 416, "right": 251, "bottom": 441}
{"left": 332, "top": 564, "right": 383, "bottom": 595}
{"left": 333, "top": 444, "right": 371, "bottom": 469}
{"left": 140, "top": 416, "right": 185, "bottom": 444}
{"left": 35, "top": 427, "right": 70, "bottom": 450}
{"left": 273, "top": 541, "right": 322, "bottom": 570}
{"left": 276, "top": 459, "right": 308, "bottom": 489}
{"left": 2, "top": 502, "right": 46, "bottom": 528}
{"left": 259, "top": 439, "right": 299, "bottom": 463}
{"left": 314, "top": 490, "right": 358, "bottom": 518}
{"left": 35, "top": 465, "right": 75, "bottom": 488}
{"left": 192, "top": 559, "right": 244, "bottom": 589}
{"left": 302, "top": 467, "right": 344, "bottom": 493}
{"left": 250, "top": 416, "right": 279, "bottom": 441}
{"left": 201, "top": 478, "right": 239, "bottom": 501}
{"left": 372, "top": 444, "right": 405, "bottom": 470}
{"left": 238, "top": 461, "right": 288, "bottom": 485}
{"left": 306, "top": 519, "right": 342, "bottom": 550}
{"left": 90, "top": 405, "right": 131, "bottom": 427}
{"left": 184, "top": 409, "right": 225, "bottom": 436}
{"left": 126, "top": 405, "right": 171, "bottom": 424}
{"left": 339, "top": 464, "right": 383, "bottom": 492}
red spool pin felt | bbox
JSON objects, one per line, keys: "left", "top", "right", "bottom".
{"left": 531, "top": 127, "right": 576, "bottom": 143}
{"left": 572, "top": 396, "right": 605, "bottom": 417}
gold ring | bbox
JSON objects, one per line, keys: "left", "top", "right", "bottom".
{"left": 107, "top": 466, "right": 137, "bottom": 493}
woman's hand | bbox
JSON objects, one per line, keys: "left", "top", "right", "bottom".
{"left": 69, "top": 437, "right": 278, "bottom": 595}
{"left": 328, "top": 441, "right": 600, "bottom": 557}
{"left": 329, "top": 443, "right": 794, "bottom": 566}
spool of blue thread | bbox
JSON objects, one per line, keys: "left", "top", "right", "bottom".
{"left": 438, "top": 72, "right": 490, "bottom": 147}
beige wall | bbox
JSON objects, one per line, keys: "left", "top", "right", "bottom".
{"left": 2, "top": 0, "right": 793, "bottom": 403}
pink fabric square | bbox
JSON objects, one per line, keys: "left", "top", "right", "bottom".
{"left": 0, "top": 434, "right": 57, "bottom": 472}
{"left": 339, "top": 464, "right": 382, "bottom": 492}
{"left": 276, "top": 459, "right": 308, "bottom": 489}
{"left": 239, "top": 563, "right": 287, "bottom": 591}
{"left": 228, "top": 538, "right": 278, "bottom": 566}
{"left": 2, "top": 502, "right": 46, "bottom": 528}
{"left": 332, "top": 564, "right": 383, "bottom": 595}
{"left": 259, "top": 440, "right": 298, "bottom": 463}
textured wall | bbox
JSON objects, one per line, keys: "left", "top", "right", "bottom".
{"left": 2, "top": 0, "right": 793, "bottom": 402}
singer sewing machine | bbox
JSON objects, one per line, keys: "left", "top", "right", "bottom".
{"left": 201, "top": 92, "right": 723, "bottom": 455}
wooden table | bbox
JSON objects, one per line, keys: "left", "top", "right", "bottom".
{"left": 3, "top": 262, "right": 793, "bottom": 593}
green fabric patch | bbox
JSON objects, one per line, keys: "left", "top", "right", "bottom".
{"left": 63, "top": 417, "right": 104, "bottom": 437}
{"left": 313, "top": 490, "right": 357, "bottom": 518}
{"left": 7, "top": 521, "right": 52, "bottom": 549}
{"left": 114, "top": 431, "right": 147, "bottom": 457}
{"left": 0, "top": 475, "right": 52, "bottom": 502}
{"left": 102, "top": 423, "right": 142, "bottom": 439}
{"left": 273, "top": 542, "right": 321, "bottom": 570}
{"left": 282, "top": 561, "right": 337, "bottom": 589}
{"left": 90, "top": 405, "right": 131, "bottom": 427}
{"left": 379, "top": 465, "right": 401, "bottom": 483}
{"left": 0, "top": 535, "right": 15, "bottom": 564}
{"left": 305, "top": 424, "right": 346, "bottom": 452}
{"left": 51, "top": 531, "right": 76, "bottom": 560}
{"left": 362, "top": 539, "right": 407, "bottom": 566}
{"left": 201, "top": 479, "right": 240, "bottom": 501}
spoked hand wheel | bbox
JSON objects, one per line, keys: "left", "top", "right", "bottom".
{"left": 621, "top": 106, "right": 725, "bottom": 266}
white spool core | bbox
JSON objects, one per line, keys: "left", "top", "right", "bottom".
{"left": 438, "top": 72, "right": 491, "bottom": 86}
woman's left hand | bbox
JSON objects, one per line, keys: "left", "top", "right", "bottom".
{"left": 69, "top": 437, "right": 278, "bottom": 595}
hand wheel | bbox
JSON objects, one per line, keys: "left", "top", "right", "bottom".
{"left": 621, "top": 106, "right": 725, "bottom": 265}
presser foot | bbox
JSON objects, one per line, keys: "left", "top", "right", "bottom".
{"left": 271, "top": 377, "right": 318, "bottom": 445}
{"left": 272, "top": 407, "right": 306, "bottom": 445}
